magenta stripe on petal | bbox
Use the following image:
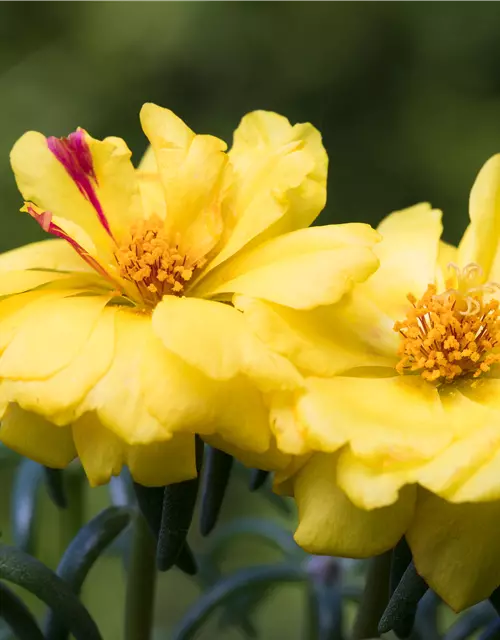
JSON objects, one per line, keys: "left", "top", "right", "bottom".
{"left": 47, "top": 129, "right": 113, "bottom": 238}
{"left": 26, "top": 203, "right": 114, "bottom": 281}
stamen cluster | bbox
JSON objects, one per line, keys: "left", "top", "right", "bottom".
{"left": 114, "top": 216, "right": 205, "bottom": 307}
{"left": 394, "top": 284, "right": 500, "bottom": 384}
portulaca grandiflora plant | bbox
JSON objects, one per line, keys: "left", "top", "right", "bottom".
{"left": 1, "top": 104, "right": 500, "bottom": 639}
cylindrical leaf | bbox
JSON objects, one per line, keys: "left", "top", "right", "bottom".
{"left": 0, "top": 543, "right": 102, "bottom": 640}
{"left": 134, "top": 484, "right": 198, "bottom": 575}
{"left": 378, "top": 561, "right": 428, "bottom": 638}
{"left": 156, "top": 438, "right": 203, "bottom": 572}
{"left": 157, "top": 481, "right": 198, "bottom": 572}
{"left": 0, "top": 581, "right": 44, "bottom": 640}
{"left": 45, "top": 506, "right": 131, "bottom": 640}
{"left": 200, "top": 447, "right": 233, "bottom": 536}
{"left": 44, "top": 468, "right": 67, "bottom": 509}
{"left": 390, "top": 537, "right": 412, "bottom": 596}
{"left": 218, "top": 585, "right": 266, "bottom": 638}
{"left": 133, "top": 483, "right": 164, "bottom": 538}
{"left": 175, "top": 544, "right": 198, "bottom": 576}
{"left": 249, "top": 469, "right": 269, "bottom": 492}
{"left": 11, "top": 459, "right": 44, "bottom": 553}
{"left": 172, "top": 563, "right": 305, "bottom": 640}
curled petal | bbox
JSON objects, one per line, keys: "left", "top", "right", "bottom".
{"left": 72, "top": 413, "right": 197, "bottom": 487}
{"left": 197, "top": 224, "right": 380, "bottom": 309}
{"left": 0, "top": 404, "right": 76, "bottom": 468}
{"left": 294, "top": 452, "right": 416, "bottom": 557}
{"left": 212, "top": 110, "right": 327, "bottom": 268}
{"left": 408, "top": 489, "right": 500, "bottom": 611}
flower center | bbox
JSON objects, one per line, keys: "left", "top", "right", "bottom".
{"left": 114, "top": 216, "right": 206, "bottom": 307}
{"left": 394, "top": 263, "right": 500, "bottom": 385}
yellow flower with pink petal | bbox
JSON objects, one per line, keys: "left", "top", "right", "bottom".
{"left": 0, "top": 103, "right": 379, "bottom": 488}
{"left": 238, "top": 155, "right": 500, "bottom": 612}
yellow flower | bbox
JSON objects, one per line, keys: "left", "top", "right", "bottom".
{"left": 238, "top": 155, "right": 500, "bottom": 611}
{"left": 0, "top": 103, "right": 379, "bottom": 488}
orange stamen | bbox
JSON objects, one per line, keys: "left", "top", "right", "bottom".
{"left": 395, "top": 282, "right": 500, "bottom": 385}
{"left": 114, "top": 216, "right": 205, "bottom": 307}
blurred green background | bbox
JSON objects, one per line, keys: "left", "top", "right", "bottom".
{"left": 1, "top": 2, "right": 500, "bottom": 638}
{"left": 3, "top": 3, "right": 500, "bottom": 252}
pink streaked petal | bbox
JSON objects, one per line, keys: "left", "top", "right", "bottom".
{"left": 25, "top": 203, "right": 114, "bottom": 282}
{"left": 47, "top": 129, "right": 114, "bottom": 239}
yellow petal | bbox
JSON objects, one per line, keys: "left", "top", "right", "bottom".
{"left": 0, "top": 293, "right": 111, "bottom": 380}
{"left": 137, "top": 145, "right": 157, "bottom": 173}
{"left": 211, "top": 111, "right": 327, "bottom": 269}
{"left": 273, "top": 454, "right": 311, "bottom": 496}
{"left": 140, "top": 104, "right": 228, "bottom": 257}
{"left": 196, "top": 224, "right": 379, "bottom": 310}
{"left": 138, "top": 173, "right": 166, "bottom": 221}
{"left": 408, "top": 489, "right": 500, "bottom": 611}
{"left": 0, "top": 239, "right": 93, "bottom": 273}
{"left": 0, "top": 403, "right": 76, "bottom": 468}
{"left": 416, "top": 413, "right": 500, "bottom": 501}
{"left": 235, "top": 295, "right": 396, "bottom": 378}
{"left": 81, "top": 309, "right": 169, "bottom": 445}
{"left": 0, "top": 271, "right": 74, "bottom": 297}
{"left": 11, "top": 131, "right": 113, "bottom": 262}
{"left": 72, "top": 413, "right": 124, "bottom": 486}
{"left": 0, "top": 290, "right": 65, "bottom": 352}
{"left": 140, "top": 104, "right": 195, "bottom": 160}
{"left": 152, "top": 296, "right": 301, "bottom": 389}
{"left": 336, "top": 446, "right": 416, "bottom": 509}
{"left": 459, "top": 376, "right": 500, "bottom": 412}
{"left": 0, "top": 238, "right": 107, "bottom": 296}
{"left": 458, "top": 154, "right": 500, "bottom": 280}
{"left": 127, "top": 432, "right": 197, "bottom": 487}
{"left": 450, "top": 445, "right": 500, "bottom": 502}
{"left": 436, "top": 240, "right": 458, "bottom": 291}
{"left": 294, "top": 452, "right": 415, "bottom": 557}
{"left": 361, "top": 204, "right": 443, "bottom": 319}
{"left": 267, "top": 390, "right": 311, "bottom": 455}
{"left": 143, "top": 331, "right": 273, "bottom": 453}
{"left": 161, "top": 134, "right": 227, "bottom": 258}
{"left": 85, "top": 134, "right": 143, "bottom": 241}
{"left": 0, "top": 306, "right": 116, "bottom": 425}
{"left": 204, "top": 433, "right": 292, "bottom": 471}
{"left": 73, "top": 412, "right": 197, "bottom": 487}
{"left": 297, "top": 375, "right": 451, "bottom": 461}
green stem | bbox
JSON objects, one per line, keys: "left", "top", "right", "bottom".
{"left": 125, "top": 513, "right": 157, "bottom": 640}
{"left": 59, "top": 471, "right": 85, "bottom": 551}
{"left": 351, "top": 551, "right": 392, "bottom": 640}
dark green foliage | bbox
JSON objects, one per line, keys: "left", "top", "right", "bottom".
{"left": 172, "top": 563, "right": 305, "bottom": 640}
{"left": 11, "top": 459, "right": 44, "bottom": 553}
{"left": 199, "top": 447, "right": 233, "bottom": 536}
{"left": 44, "top": 506, "right": 131, "bottom": 640}
{"left": 378, "top": 561, "right": 428, "bottom": 638}
{"left": 43, "top": 468, "right": 67, "bottom": 509}
{"left": 156, "top": 438, "right": 203, "bottom": 572}
{"left": 248, "top": 470, "right": 269, "bottom": 492}
{"left": 0, "top": 581, "right": 44, "bottom": 640}
{"left": 0, "top": 544, "right": 102, "bottom": 640}
{"left": 390, "top": 537, "right": 412, "bottom": 596}
{"left": 133, "top": 483, "right": 164, "bottom": 538}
